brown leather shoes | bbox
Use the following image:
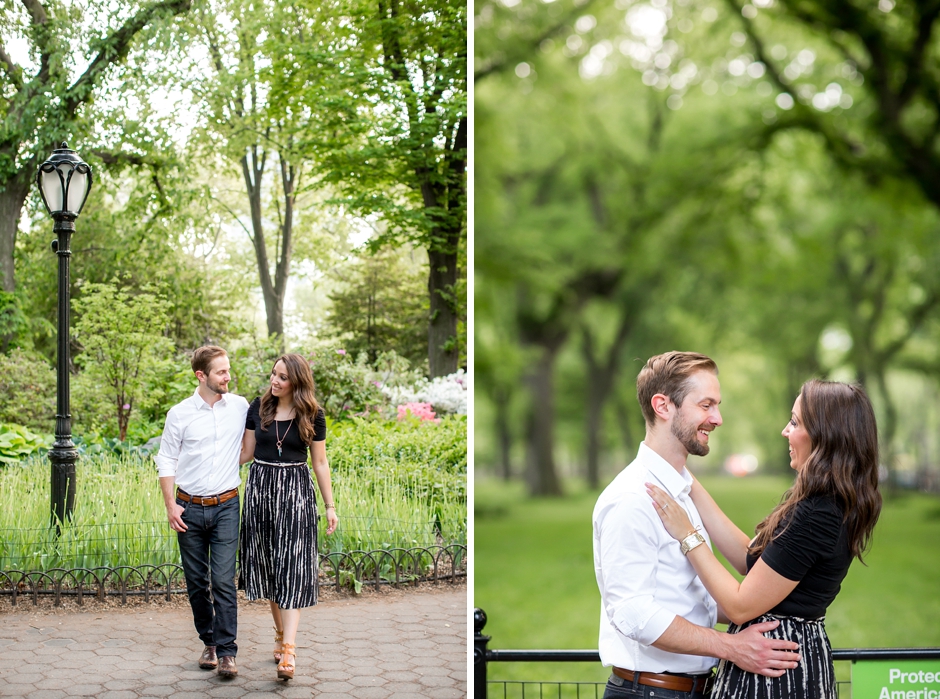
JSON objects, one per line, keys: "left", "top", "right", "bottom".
{"left": 198, "top": 645, "right": 218, "bottom": 670}
{"left": 218, "top": 655, "right": 238, "bottom": 678}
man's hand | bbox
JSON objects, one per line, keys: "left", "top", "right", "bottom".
{"left": 166, "top": 501, "right": 187, "bottom": 532}
{"left": 725, "top": 619, "right": 800, "bottom": 677}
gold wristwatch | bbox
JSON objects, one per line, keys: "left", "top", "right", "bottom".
{"left": 680, "top": 530, "right": 706, "bottom": 556}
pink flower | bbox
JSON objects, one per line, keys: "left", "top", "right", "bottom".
{"left": 397, "top": 402, "right": 440, "bottom": 423}
{"left": 122, "top": 404, "right": 130, "bottom": 410}
{"left": 336, "top": 349, "right": 347, "bottom": 356}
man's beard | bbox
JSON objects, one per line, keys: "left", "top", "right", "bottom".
{"left": 672, "top": 415, "right": 710, "bottom": 456}
{"left": 207, "top": 377, "right": 229, "bottom": 395}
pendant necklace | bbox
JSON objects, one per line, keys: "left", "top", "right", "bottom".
{"left": 275, "top": 415, "right": 294, "bottom": 458}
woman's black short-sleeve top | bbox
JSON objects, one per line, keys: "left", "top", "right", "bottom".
{"left": 246, "top": 397, "right": 326, "bottom": 463}
{"left": 744, "top": 495, "right": 852, "bottom": 619}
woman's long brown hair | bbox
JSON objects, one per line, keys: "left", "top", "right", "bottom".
{"left": 749, "top": 379, "right": 882, "bottom": 562}
{"left": 259, "top": 354, "right": 322, "bottom": 447}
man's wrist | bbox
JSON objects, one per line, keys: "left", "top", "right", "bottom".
{"left": 707, "top": 626, "right": 733, "bottom": 662}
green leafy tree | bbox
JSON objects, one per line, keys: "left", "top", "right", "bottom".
{"left": 181, "top": 0, "right": 355, "bottom": 348}
{"left": 724, "top": 0, "right": 940, "bottom": 209}
{"left": 73, "top": 283, "right": 174, "bottom": 441}
{"left": 0, "top": 0, "right": 193, "bottom": 292}
{"left": 475, "top": 14, "right": 770, "bottom": 492}
{"left": 325, "top": 247, "right": 429, "bottom": 369}
{"left": 293, "top": 0, "right": 467, "bottom": 377}
{"left": 16, "top": 162, "right": 246, "bottom": 359}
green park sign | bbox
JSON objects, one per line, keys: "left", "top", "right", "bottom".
{"left": 853, "top": 661, "right": 940, "bottom": 699}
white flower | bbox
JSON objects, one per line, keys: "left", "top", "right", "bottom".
{"left": 380, "top": 369, "right": 467, "bottom": 415}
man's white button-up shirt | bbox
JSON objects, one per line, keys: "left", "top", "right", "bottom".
{"left": 155, "top": 390, "right": 250, "bottom": 497}
{"left": 593, "top": 442, "right": 718, "bottom": 674}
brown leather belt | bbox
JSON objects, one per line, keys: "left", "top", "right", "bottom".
{"left": 176, "top": 488, "right": 238, "bottom": 507}
{"left": 612, "top": 667, "right": 711, "bottom": 693}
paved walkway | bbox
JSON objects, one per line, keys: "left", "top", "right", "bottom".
{"left": 0, "top": 584, "right": 467, "bottom": 698}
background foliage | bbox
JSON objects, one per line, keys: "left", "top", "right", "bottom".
{"left": 473, "top": 0, "right": 940, "bottom": 668}
{"left": 474, "top": 0, "right": 940, "bottom": 494}
{"left": 0, "top": 0, "right": 467, "bottom": 453}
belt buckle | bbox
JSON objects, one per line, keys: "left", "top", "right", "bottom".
{"left": 204, "top": 495, "right": 220, "bottom": 506}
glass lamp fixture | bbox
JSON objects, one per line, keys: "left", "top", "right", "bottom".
{"left": 36, "top": 142, "right": 93, "bottom": 217}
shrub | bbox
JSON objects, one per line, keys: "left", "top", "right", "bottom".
{"left": 305, "top": 347, "right": 423, "bottom": 421}
{"left": 328, "top": 414, "right": 467, "bottom": 504}
{"left": 381, "top": 369, "right": 468, "bottom": 415}
{"left": 74, "top": 283, "right": 175, "bottom": 442}
{"left": 0, "top": 348, "right": 56, "bottom": 432}
{"left": 0, "top": 423, "right": 52, "bottom": 464}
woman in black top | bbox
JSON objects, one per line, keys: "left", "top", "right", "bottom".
{"left": 238, "top": 354, "right": 339, "bottom": 681}
{"left": 646, "top": 379, "right": 882, "bottom": 698}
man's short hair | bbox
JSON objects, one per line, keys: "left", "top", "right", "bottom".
{"left": 636, "top": 351, "right": 718, "bottom": 426}
{"left": 191, "top": 345, "right": 227, "bottom": 376}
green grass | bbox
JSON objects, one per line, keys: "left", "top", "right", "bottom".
{"left": 0, "top": 417, "right": 467, "bottom": 579}
{"left": 474, "top": 474, "right": 940, "bottom": 684}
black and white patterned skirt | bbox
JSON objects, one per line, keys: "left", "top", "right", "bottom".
{"left": 712, "top": 613, "right": 835, "bottom": 699}
{"left": 238, "top": 460, "right": 319, "bottom": 609}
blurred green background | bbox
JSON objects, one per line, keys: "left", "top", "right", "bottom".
{"left": 475, "top": 0, "right": 940, "bottom": 680}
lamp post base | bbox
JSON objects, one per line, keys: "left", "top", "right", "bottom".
{"left": 49, "top": 441, "right": 78, "bottom": 530}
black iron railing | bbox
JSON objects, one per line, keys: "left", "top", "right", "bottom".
{"left": 0, "top": 545, "right": 466, "bottom": 608}
{"left": 474, "top": 608, "right": 940, "bottom": 699}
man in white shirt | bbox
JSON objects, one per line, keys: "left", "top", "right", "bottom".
{"left": 156, "top": 346, "right": 250, "bottom": 679}
{"left": 593, "top": 351, "right": 801, "bottom": 698}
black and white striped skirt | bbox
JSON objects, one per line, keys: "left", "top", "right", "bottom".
{"left": 238, "top": 460, "right": 319, "bottom": 609}
{"left": 712, "top": 614, "right": 835, "bottom": 699}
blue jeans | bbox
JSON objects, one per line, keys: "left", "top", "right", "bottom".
{"left": 177, "top": 495, "right": 240, "bottom": 657}
{"left": 603, "top": 673, "right": 712, "bottom": 699}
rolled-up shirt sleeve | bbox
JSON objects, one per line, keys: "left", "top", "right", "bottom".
{"left": 597, "top": 493, "right": 676, "bottom": 645}
{"left": 154, "top": 410, "right": 182, "bottom": 478}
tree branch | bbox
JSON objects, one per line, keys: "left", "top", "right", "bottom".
{"left": 20, "top": 0, "right": 48, "bottom": 26}
{"left": 63, "top": 0, "right": 193, "bottom": 116}
{"left": 897, "top": 1, "right": 940, "bottom": 108}
{"left": 0, "top": 41, "right": 24, "bottom": 90}
{"left": 730, "top": 0, "right": 874, "bottom": 171}
{"left": 92, "top": 148, "right": 171, "bottom": 210}
{"left": 377, "top": 0, "right": 409, "bottom": 85}
{"left": 474, "top": 0, "right": 601, "bottom": 82}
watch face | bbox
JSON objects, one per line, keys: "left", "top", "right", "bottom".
{"left": 681, "top": 532, "right": 704, "bottom": 554}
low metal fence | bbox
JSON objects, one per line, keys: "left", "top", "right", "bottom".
{"left": 0, "top": 545, "right": 466, "bottom": 608}
{"left": 474, "top": 608, "right": 940, "bottom": 699}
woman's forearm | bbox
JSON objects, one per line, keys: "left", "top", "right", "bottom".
{"left": 311, "top": 460, "right": 334, "bottom": 505}
{"left": 690, "top": 478, "right": 751, "bottom": 573}
{"left": 686, "top": 546, "right": 798, "bottom": 624}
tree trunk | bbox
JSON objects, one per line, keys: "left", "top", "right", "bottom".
{"left": 423, "top": 115, "right": 465, "bottom": 378}
{"left": 0, "top": 172, "right": 31, "bottom": 292}
{"left": 613, "top": 393, "right": 637, "bottom": 459}
{"left": 241, "top": 148, "right": 286, "bottom": 348}
{"left": 524, "top": 346, "right": 563, "bottom": 496}
{"left": 272, "top": 154, "right": 295, "bottom": 344}
{"left": 585, "top": 399, "right": 602, "bottom": 490}
{"left": 581, "top": 315, "right": 633, "bottom": 489}
{"left": 493, "top": 386, "right": 513, "bottom": 481}
{"left": 873, "top": 366, "right": 899, "bottom": 490}
{"left": 427, "top": 242, "right": 459, "bottom": 377}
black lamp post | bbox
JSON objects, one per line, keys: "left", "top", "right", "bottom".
{"left": 36, "top": 142, "right": 92, "bottom": 529}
